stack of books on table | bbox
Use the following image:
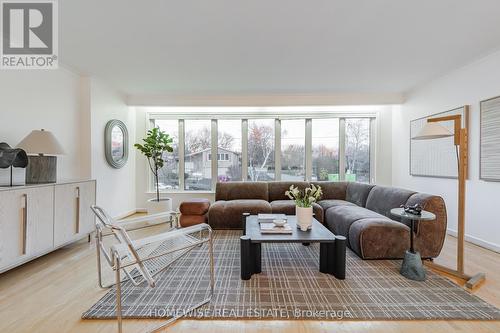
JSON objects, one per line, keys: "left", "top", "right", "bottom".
{"left": 259, "top": 222, "right": 293, "bottom": 234}
{"left": 257, "top": 214, "right": 287, "bottom": 223}
{"left": 257, "top": 214, "right": 292, "bottom": 234}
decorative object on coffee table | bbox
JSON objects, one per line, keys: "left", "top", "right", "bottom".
{"left": 104, "top": 119, "right": 129, "bottom": 169}
{"left": 0, "top": 143, "right": 28, "bottom": 186}
{"left": 240, "top": 214, "right": 345, "bottom": 280}
{"left": 285, "top": 184, "right": 322, "bottom": 231}
{"left": 135, "top": 127, "right": 174, "bottom": 214}
{"left": 391, "top": 207, "right": 435, "bottom": 281}
{"left": 17, "top": 129, "right": 65, "bottom": 184}
{"left": 412, "top": 108, "right": 486, "bottom": 288}
{"left": 179, "top": 198, "right": 210, "bottom": 227}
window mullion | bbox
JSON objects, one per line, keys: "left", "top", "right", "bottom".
{"left": 211, "top": 119, "right": 218, "bottom": 190}
{"left": 339, "top": 118, "right": 346, "bottom": 181}
{"left": 305, "top": 119, "right": 312, "bottom": 181}
{"left": 178, "top": 120, "right": 185, "bottom": 190}
{"left": 275, "top": 119, "right": 281, "bottom": 180}
{"left": 370, "top": 117, "right": 376, "bottom": 184}
{"left": 242, "top": 119, "right": 248, "bottom": 181}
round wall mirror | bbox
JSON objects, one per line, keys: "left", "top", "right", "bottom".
{"left": 105, "top": 119, "right": 129, "bottom": 168}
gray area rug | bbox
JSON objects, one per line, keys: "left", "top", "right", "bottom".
{"left": 83, "top": 230, "right": 500, "bottom": 320}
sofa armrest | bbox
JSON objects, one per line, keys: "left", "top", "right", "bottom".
{"left": 405, "top": 193, "right": 447, "bottom": 258}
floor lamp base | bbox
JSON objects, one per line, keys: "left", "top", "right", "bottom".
{"left": 425, "top": 261, "right": 486, "bottom": 289}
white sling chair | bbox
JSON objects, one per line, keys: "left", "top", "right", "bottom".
{"left": 91, "top": 205, "right": 215, "bottom": 333}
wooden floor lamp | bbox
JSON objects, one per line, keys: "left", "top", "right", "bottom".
{"left": 412, "top": 106, "right": 485, "bottom": 289}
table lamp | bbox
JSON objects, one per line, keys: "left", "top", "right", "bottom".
{"left": 17, "top": 129, "right": 65, "bottom": 184}
{"left": 412, "top": 108, "right": 485, "bottom": 288}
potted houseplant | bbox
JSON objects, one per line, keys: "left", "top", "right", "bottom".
{"left": 135, "top": 127, "right": 174, "bottom": 214}
{"left": 285, "top": 184, "right": 322, "bottom": 231}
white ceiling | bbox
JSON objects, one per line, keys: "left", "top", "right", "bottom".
{"left": 60, "top": 0, "right": 500, "bottom": 97}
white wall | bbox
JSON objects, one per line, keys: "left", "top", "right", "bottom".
{"left": 0, "top": 68, "right": 90, "bottom": 180}
{"left": 88, "top": 78, "right": 136, "bottom": 218}
{"left": 392, "top": 50, "right": 500, "bottom": 252}
{"left": 0, "top": 69, "right": 136, "bottom": 218}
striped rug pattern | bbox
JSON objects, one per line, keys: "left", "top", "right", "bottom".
{"left": 83, "top": 230, "right": 500, "bottom": 320}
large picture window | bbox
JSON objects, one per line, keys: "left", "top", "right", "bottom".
{"left": 345, "top": 118, "right": 371, "bottom": 183}
{"left": 281, "top": 119, "right": 305, "bottom": 180}
{"left": 148, "top": 112, "right": 374, "bottom": 192}
{"left": 248, "top": 119, "right": 275, "bottom": 181}
{"left": 153, "top": 119, "right": 179, "bottom": 190}
{"left": 312, "top": 119, "right": 339, "bottom": 181}
{"left": 184, "top": 120, "right": 212, "bottom": 190}
{"left": 218, "top": 120, "right": 242, "bottom": 182}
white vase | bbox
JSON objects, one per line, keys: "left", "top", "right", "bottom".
{"left": 146, "top": 197, "right": 172, "bottom": 214}
{"left": 296, "top": 206, "right": 313, "bottom": 231}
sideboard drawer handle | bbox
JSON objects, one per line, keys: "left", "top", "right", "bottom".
{"left": 21, "top": 194, "right": 28, "bottom": 255}
{"left": 75, "top": 187, "right": 80, "bottom": 234}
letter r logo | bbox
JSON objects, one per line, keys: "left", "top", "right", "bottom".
{"left": 2, "top": 1, "right": 53, "bottom": 54}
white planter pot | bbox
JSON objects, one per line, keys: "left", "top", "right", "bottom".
{"left": 146, "top": 197, "right": 172, "bottom": 214}
{"left": 296, "top": 206, "right": 313, "bottom": 231}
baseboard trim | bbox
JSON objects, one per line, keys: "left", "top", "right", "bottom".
{"left": 446, "top": 228, "right": 500, "bottom": 253}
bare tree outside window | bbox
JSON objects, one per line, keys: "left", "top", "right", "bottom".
{"left": 281, "top": 119, "right": 305, "bottom": 180}
{"left": 248, "top": 119, "right": 275, "bottom": 181}
{"left": 345, "top": 118, "right": 370, "bottom": 183}
{"left": 184, "top": 120, "right": 212, "bottom": 190}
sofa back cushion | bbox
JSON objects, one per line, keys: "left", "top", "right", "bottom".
{"left": 215, "top": 181, "right": 269, "bottom": 201}
{"left": 311, "top": 181, "right": 347, "bottom": 200}
{"left": 346, "top": 182, "right": 376, "bottom": 207}
{"left": 365, "top": 185, "right": 416, "bottom": 218}
{"left": 268, "top": 181, "right": 310, "bottom": 201}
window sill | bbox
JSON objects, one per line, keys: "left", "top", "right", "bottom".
{"left": 146, "top": 191, "right": 215, "bottom": 195}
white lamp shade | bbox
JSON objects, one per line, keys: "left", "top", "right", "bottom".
{"left": 17, "top": 129, "right": 65, "bottom": 155}
{"left": 412, "top": 122, "right": 453, "bottom": 140}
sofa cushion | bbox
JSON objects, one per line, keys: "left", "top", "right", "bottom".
{"left": 268, "top": 181, "right": 310, "bottom": 201}
{"left": 346, "top": 182, "right": 375, "bottom": 207}
{"left": 324, "top": 205, "right": 390, "bottom": 247}
{"left": 317, "top": 199, "right": 355, "bottom": 211}
{"left": 348, "top": 218, "right": 410, "bottom": 259}
{"left": 365, "top": 186, "right": 416, "bottom": 219}
{"left": 270, "top": 200, "right": 296, "bottom": 215}
{"left": 311, "top": 181, "right": 347, "bottom": 200}
{"left": 215, "top": 181, "right": 269, "bottom": 201}
{"left": 270, "top": 200, "right": 324, "bottom": 224}
{"left": 208, "top": 199, "right": 271, "bottom": 229}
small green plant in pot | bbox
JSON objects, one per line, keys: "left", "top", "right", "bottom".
{"left": 135, "top": 127, "right": 174, "bottom": 214}
{"left": 285, "top": 184, "right": 322, "bottom": 231}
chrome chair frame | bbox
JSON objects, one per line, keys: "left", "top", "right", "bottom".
{"left": 91, "top": 205, "right": 215, "bottom": 333}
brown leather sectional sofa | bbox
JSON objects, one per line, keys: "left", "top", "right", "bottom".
{"left": 208, "top": 181, "right": 447, "bottom": 259}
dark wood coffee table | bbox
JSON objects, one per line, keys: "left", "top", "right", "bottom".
{"left": 240, "top": 214, "right": 346, "bottom": 280}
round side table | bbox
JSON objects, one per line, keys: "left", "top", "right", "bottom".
{"left": 390, "top": 208, "right": 436, "bottom": 281}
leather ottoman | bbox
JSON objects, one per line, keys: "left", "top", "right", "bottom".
{"left": 179, "top": 198, "right": 210, "bottom": 227}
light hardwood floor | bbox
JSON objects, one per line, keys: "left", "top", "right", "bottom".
{"left": 0, "top": 224, "right": 499, "bottom": 333}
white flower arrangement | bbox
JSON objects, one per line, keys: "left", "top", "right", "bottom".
{"left": 285, "top": 184, "right": 323, "bottom": 208}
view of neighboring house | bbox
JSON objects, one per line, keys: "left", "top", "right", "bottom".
{"left": 185, "top": 147, "right": 242, "bottom": 189}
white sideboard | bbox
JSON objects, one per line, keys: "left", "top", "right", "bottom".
{"left": 0, "top": 180, "right": 96, "bottom": 273}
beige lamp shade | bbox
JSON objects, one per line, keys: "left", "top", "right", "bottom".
{"left": 17, "top": 129, "right": 65, "bottom": 155}
{"left": 412, "top": 122, "right": 454, "bottom": 140}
